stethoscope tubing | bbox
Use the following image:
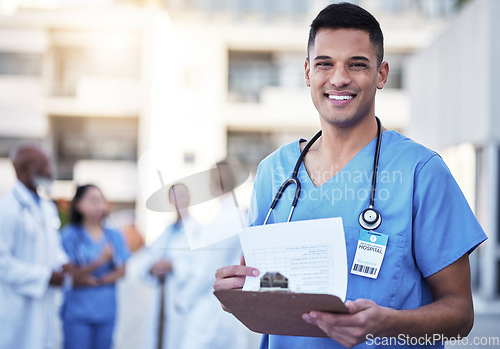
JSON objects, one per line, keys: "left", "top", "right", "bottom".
{"left": 368, "top": 117, "right": 382, "bottom": 209}
{"left": 263, "top": 117, "right": 382, "bottom": 228}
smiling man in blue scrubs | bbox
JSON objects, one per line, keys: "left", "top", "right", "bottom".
{"left": 214, "top": 2, "right": 487, "bottom": 348}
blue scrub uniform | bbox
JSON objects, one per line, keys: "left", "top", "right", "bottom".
{"left": 249, "top": 130, "right": 487, "bottom": 349}
{"left": 60, "top": 224, "right": 130, "bottom": 349}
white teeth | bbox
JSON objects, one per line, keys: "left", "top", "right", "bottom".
{"left": 328, "top": 95, "right": 353, "bottom": 101}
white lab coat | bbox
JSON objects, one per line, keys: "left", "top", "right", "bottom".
{"left": 180, "top": 196, "right": 250, "bottom": 349}
{"left": 0, "top": 180, "right": 68, "bottom": 349}
{"left": 142, "top": 202, "right": 249, "bottom": 349}
{"left": 142, "top": 215, "right": 204, "bottom": 349}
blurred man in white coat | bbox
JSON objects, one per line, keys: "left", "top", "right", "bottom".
{"left": 0, "top": 144, "right": 70, "bottom": 349}
{"left": 142, "top": 161, "right": 251, "bottom": 349}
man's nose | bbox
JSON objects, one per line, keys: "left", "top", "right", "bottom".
{"left": 330, "top": 65, "right": 351, "bottom": 88}
{"left": 43, "top": 164, "right": 54, "bottom": 179}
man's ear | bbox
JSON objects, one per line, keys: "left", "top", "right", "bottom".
{"left": 305, "top": 57, "right": 311, "bottom": 87}
{"left": 377, "top": 61, "right": 389, "bottom": 89}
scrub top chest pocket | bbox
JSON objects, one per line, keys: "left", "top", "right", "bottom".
{"left": 344, "top": 226, "right": 406, "bottom": 309}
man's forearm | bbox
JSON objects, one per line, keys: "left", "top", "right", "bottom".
{"left": 379, "top": 294, "right": 473, "bottom": 339}
{"left": 304, "top": 255, "right": 474, "bottom": 347}
{"left": 375, "top": 254, "right": 474, "bottom": 339}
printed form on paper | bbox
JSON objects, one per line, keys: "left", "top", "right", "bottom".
{"left": 239, "top": 217, "right": 347, "bottom": 301}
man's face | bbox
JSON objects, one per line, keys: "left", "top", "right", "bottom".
{"left": 25, "top": 150, "right": 53, "bottom": 191}
{"left": 305, "top": 28, "right": 388, "bottom": 128}
{"left": 29, "top": 152, "right": 52, "bottom": 180}
{"left": 169, "top": 185, "right": 190, "bottom": 211}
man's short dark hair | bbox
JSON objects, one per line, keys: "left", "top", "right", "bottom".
{"left": 307, "top": 2, "right": 384, "bottom": 65}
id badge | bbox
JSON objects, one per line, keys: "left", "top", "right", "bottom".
{"left": 350, "top": 229, "right": 388, "bottom": 279}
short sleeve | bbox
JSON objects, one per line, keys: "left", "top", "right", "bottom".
{"left": 60, "top": 226, "right": 79, "bottom": 265}
{"left": 248, "top": 158, "right": 274, "bottom": 227}
{"left": 109, "top": 229, "right": 131, "bottom": 266}
{"left": 412, "top": 155, "right": 487, "bottom": 278}
{"left": 247, "top": 186, "right": 259, "bottom": 227}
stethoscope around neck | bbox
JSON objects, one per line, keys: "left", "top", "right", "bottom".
{"left": 263, "top": 117, "right": 383, "bottom": 231}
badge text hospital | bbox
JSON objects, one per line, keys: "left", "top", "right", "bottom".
{"left": 351, "top": 230, "right": 388, "bottom": 279}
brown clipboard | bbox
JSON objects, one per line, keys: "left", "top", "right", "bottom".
{"left": 214, "top": 289, "right": 348, "bottom": 338}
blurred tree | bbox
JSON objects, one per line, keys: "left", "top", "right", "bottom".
{"left": 56, "top": 198, "right": 71, "bottom": 228}
{"left": 456, "top": 0, "right": 471, "bottom": 10}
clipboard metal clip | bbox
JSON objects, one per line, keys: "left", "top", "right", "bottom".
{"left": 259, "top": 272, "right": 289, "bottom": 292}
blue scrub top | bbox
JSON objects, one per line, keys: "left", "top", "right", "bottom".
{"left": 249, "top": 130, "right": 487, "bottom": 349}
{"left": 60, "top": 224, "right": 130, "bottom": 323}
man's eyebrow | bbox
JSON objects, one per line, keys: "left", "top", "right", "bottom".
{"left": 313, "top": 55, "right": 371, "bottom": 61}
{"left": 313, "top": 55, "right": 332, "bottom": 61}
{"left": 350, "top": 56, "right": 370, "bottom": 62}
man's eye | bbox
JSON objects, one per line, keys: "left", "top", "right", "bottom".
{"left": 316, "top": 62, "right": 332, "bottom": 68}
{"left": 350, "top": 63, "right": 367, "bottom": 69}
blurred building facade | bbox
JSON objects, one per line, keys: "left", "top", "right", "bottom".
{"left": 407, "top": 0, "right": 500, "bottom": 300}
{"left": 3, "top": 0, "right": 495, "bottom": 298}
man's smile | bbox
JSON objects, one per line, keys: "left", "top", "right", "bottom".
{"left": 325, "top": 93, "right": 357, "bottom": 103}
{"left": 327, "top": 94, "right": 355, "bottom": 100}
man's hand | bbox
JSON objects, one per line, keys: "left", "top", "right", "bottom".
{"left": 150, "top": 259, "right": 173, "bottom": 279}
{"left": 49, "top": 263, "right": 75, "bottom": 286}
{"left": 213, "top": 255, "right": 260, "bottom": 312}
{"left": 301, "top": 255, "right": 474, "bottom": 347}
{"left": 302, "top": 299, "right": 392, "bottom": 348}
{"left": 49, "top": 271, "right": 65, "bottom": 286}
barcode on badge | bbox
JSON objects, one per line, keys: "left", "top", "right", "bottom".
{"left": 353, "top": 263, "right": 378, "bottom": 275}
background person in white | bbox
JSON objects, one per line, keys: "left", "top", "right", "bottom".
{"left": 143, "top": 164, "right": 250, "bottom": 349}
{"left": 0, "top": 144, "right": 70, "bottom": 349}
{"left": 142, "top": 183, "right": 205, "bottom": 349}
{"left": 180, "top": 160, "right": 249, "bottom": 348}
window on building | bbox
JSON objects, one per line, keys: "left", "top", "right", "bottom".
{"left": 228, "top": 51, "right": 278, "bottom": 103}
{"left": 377, "top": 0, "right": 458, "bottom": 16}
{"left": 227, "top": 131, "right": 278, "bottom": 173}
{"left": 0, "top": 137, "right": 42, "bottom": 157}
{"left": 52, "top": 45, "right": 140, "bottom": 97}
{"left": 50, "top": 116, "right": 138, "bottom": 180}
{"left": 167, "top": 0, "right": 312, "bottom": 22}
{"left": 384, "top": 54, "right": 405, "bottom": 89}
{"left": 228, "top": 50, "right": 305, "bottom": 103}
{"left": 498, "top": 148, "right": 500, "bottom": 245}
{"left": 0, "top": 52, "right": 42, "bottom": 75}
{"left": 227, "top": 129, "right": 307, "bottom": 173}
{"left": 420, "top": 0, "right": 458, "bottom": 17}
{"left": 379, "top": 0, "right": 411, "bottom": 13}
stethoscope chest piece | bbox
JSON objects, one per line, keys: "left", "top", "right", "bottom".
{"left": 359, "top": 207, "right": 382, "bottom": 230}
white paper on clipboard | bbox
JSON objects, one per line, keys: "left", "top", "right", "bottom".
{"left": 239, "top": 217, "right": 347, "bottom": 301}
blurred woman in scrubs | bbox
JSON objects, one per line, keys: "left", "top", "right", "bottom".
{"left": 60, "top": 185, "right": 130, "bottom": 349}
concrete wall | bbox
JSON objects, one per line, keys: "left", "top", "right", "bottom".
{"left": 406, "top": 0, "right": 499, "bottom": 149}
{"left": 407, "top": 0, "right": 500, "bottom": 299}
